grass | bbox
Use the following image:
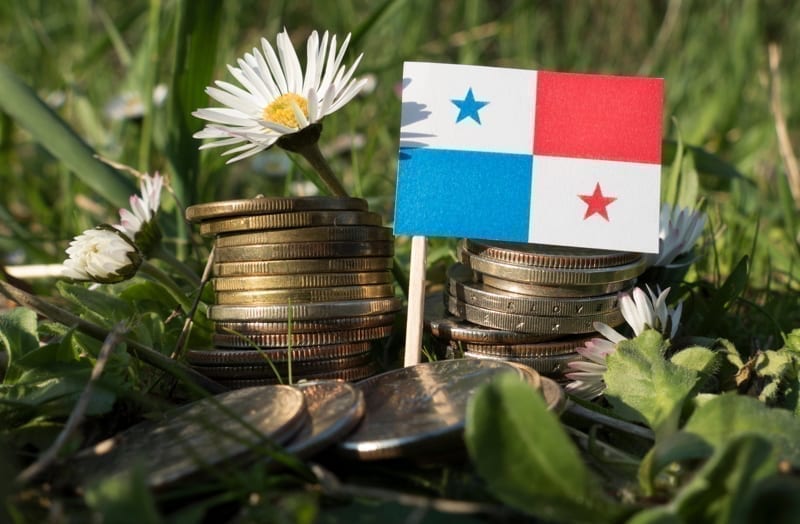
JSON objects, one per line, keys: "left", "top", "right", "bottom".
{"left": 1, "top": 0, "right": 799, "bottom": 520}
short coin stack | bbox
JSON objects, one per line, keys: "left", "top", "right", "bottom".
{"left": 427, "top": 239, "right": 646, "bottom": 377}
{"left": 185, "top": 196, "right": 400, "bottom": 389}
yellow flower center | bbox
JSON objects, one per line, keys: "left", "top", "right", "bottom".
{"left": 263, "top": 93, "right": 309, "bottom": 128}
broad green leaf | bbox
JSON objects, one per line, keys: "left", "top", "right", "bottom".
{"left": 604, "top": 331, "right": 698, "bottom": 439}
{"left": 0, "top": 64, "right": 132, "bottom": 208}
{"left": 638, "top": 431, "right": 713, "bottom": 495}
{"left": 683, "top": 393, "right": 800, "bottom": 466}
{"left": 669, "top": 435, "right": 777, "bottom": 524}
{"left": 670, "top": 345, "right": 720, "bottom": 376}
{"left": 57, "top": 282, "right": 134, "bottom": 327}
{"left": 465, "top": 373, "right": 624, "bottom": 523}
{"left": 0, "top": 307, "right": 39, "bottom": 383}
{"left": 784, "top": 329, "right": 800, "bottom": 354}
{"left": 84, "top": 466, "right": 161, "bottom": 524}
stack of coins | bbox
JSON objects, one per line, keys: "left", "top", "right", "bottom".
{"left": 185, "top": 197, "right": 400, "bottom": 388}
{"left": 427, "top": 239, "right": 646, "bottom": 377}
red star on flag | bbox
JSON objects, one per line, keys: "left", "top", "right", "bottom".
{"left": 578, "top": 183, "right": 617, "bottom": 221}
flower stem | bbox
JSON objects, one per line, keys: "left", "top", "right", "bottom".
{"left": 151, "top": 244, "right": 201, "bottom": 287}
{"left": 295, "top": 141, "right": 348, "bottom": 197}
{"left": 140, "top": 260, "right": 193, "bottom": 313}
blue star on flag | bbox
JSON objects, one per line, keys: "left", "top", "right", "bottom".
{"left": 451, "top": 87, "right": 489, "bottom": 124}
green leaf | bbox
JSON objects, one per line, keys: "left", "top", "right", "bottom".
{"left": 0, "top": 63, "right": 132, "bottom": 208}
{"left": 604, "top": 331, "right": 698, "bottom": 439}
{"left": 0, "top": 307, "right": 39, "bottom": 383}
{"left": 683, "top": 393, "right": 800, "bottom": 466}
{"left": 638, "top": 431, "right": 713, "bottom": 495}
{"left": 84, "top": 466, "right": 162, "bottom": 524}
{"left": 465, "top": 373, "right": 624, "bottom": 523}
{"left": 57, "top": 281, "right": 134, "bottom": 327}
{"left": 670, "top": 346, "right": 721, "bottom": 394}
{"left": 669, "top": 435, "right": 777, "bottom": 523}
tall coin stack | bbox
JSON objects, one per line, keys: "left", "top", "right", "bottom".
{"left": 185, "top": 196, "right": 401, "bottom": 389}
{"left": 426, "top": 239, "right": 646, "bottom": 378}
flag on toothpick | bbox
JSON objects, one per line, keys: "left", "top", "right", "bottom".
{"left": 394, "top": 62, "right": 664, "bottom": 253}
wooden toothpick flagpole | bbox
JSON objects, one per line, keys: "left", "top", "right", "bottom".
{"left": 403, "top": 235, "right": 428, "bottom": 367}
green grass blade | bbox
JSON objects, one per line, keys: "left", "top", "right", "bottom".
{"left": 0, "top": 63, "right": 133, "bottom": 208}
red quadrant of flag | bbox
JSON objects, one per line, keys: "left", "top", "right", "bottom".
{"left": 533, "top": 71, "right": 664, "bottom": 164}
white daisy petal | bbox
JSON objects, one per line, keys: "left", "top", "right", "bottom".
{"left": 194, "top": 29, "right": 365, "bottom": 163}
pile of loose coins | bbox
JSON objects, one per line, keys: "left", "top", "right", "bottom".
{"left": 184, "top": 196, "right": 401, "bottom": 388}
{"left": 426, "top": 239, "right": 647, "bottom": 378}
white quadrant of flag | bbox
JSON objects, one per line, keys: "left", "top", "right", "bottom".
{"left": 394, "top": 61, "right": 664, "bottom": 254}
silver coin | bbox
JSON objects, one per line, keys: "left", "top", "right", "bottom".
{"left": 72, "top": 386, "right": 306, "bottom": 489}
{"left": 283, "top": 380, "right": 365, "bottom": 460}
{"left": 446, "top": 294, "right": 623, "bottom": 335}
{"left": 338, "top": 359, "right": 524, "bottom": 460}
{"left": 464, "top": 351, "right": 582, "bottom": 376}
{"left": 480, "top": 273, "right": 633, "bottom": 298}
{"left": 448, "top": 263, "right": 621, "bottom": 316}
{"left": 459, "top": 245, "right": 646, "bottom": 286}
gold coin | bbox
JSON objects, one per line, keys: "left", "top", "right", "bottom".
{"left": 214, "top": 313, "right": 396, "bottom": 335}
{"left": 186, "top": 342, "right": 373, "bottom": 365}
{"left": 199, "top": 211, "right": 383, "bottom": 236}
{"left": 480, "top": 274, "right": 632, "bottom": 298}
{"left": 448, "top": 263, "right": 621, "bottom": 317}
{"left": 464, "top": 351, "right": 581, "bottom": 376}
{"left": 208, "top": 297, "right": 403, "bottom": 321}
{"left": 213, "top": 325, "right": 393, "bottom": 348}
{"left": 213, "top": 257, "right": 393, "bottom": 276}
{"left": 212, "top": 271, "right": 392, "bottom": 291}
{"left": 215, "top": 226, "right": 393, "bottom": 247}
{"left": 464, "top": 239, "right": 640, "bottom": 269}
{"left": 214, "top": 241, "right": 394, "bottom": 262}
{"left": 214, "top": 362, "right": 380, "bottom": 388}
{"left": 459, "top": 334, "right": 593, "bottom": 357}
{"left": 186, "top": 196, "right": 368, "bottom": 222}
{"left": 215, "top": 284, "right": 395, "bottom": 305}
{"left": 191, "top": 353, "right": 375, "bottom": 380}
{"left": 459, "top": 246, "right": 646, "bottom": 286}
{"left": 446, "top": 294, "right": 623, "bottom": 335}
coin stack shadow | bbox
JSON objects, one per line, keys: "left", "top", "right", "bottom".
{"left": 426, "top": 239, "right": 647, "bottom": 379}
{"left": 185, "top": 196, "right": 401, "bottom": 389}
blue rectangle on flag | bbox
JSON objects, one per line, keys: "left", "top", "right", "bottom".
{"left": 394, "top": 148, "right": 533, "bottom": 241}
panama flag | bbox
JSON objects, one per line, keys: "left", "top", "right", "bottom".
{"left": 394, "top": 62, "right": 664, "bottom": 253}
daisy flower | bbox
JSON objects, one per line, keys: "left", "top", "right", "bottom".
{"left": 193, "top": 29, "right": 367, "bottom": 165}
{"left": 565, "top": 286, "right": 683, "bottom": 399}
{"left": 116, "top": 172, "right": 164, "bottom": 239}
{"left": 648, "top": 203, "right": 707, "bottom": 268}
{"left": 62, "top": 226, "right": 142, "bottom": 284}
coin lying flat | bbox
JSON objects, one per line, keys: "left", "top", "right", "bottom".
{"left": 337, "top": 359, "right": 525, "bottom": 460}
{"left": 214, "top": 313, "right": 396, "bottom": 335}
{"left": 480, "top": 273, "right": 632, "bottom": 298}
{"left": 191, "top": 353, "right": 374, "bottom": 380}
{"left": 209, "top": 298, "right": 403, "bottom": 321}
{"left": 72, "top": 386, "right": 306, "bottom": 489}
{"left": 284, "top": 380, "right": 365, "bottom": 459}
{"left": 424, "top": 294, "right": 556, "bottom": 345}
{"left": 448, "top": 263, "right": 620, "bottom": 316}
{"left": 212, "top": 325, "right": 393, "bottom": 348}
{"left": 214, "top": 241, "right": 394, "bottom": 262}
{"left": 459, "top": 247, "right": 646, "bottom": 286}
{"left": 215, "top": 226, "right": 393, "bottom": 247}
{"left": 446, "top": 294, "right": 623, "bottom": 334}
{"left": 200, "top": 211, "right": 383, "bottom": 236}
{"left": 186, "top": 342, "right": 373, "bottom": 365}
{"left": 216, "top": 361, "right": 380, "bottom": 388}
{"left": 213, "top": 257, "right": 393, "bottom": 277}
{"left": 464, "top": 239, "right": 641, "bottom": 269}
{"left": 214, "top": 284, "right": 396, "bottom": 305}
{"left": 464, "top": 350, "right": 582, "bottom": 376}
{"left": 186, "top": 196, "right": 368, "bottom": 222}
